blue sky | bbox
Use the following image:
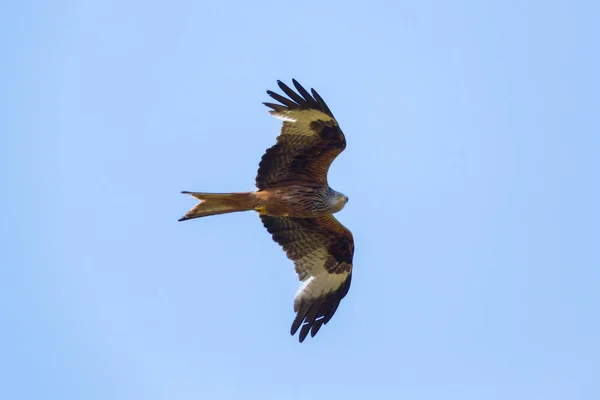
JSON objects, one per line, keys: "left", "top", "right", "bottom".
{"left": 2, "top": 1, "right": 599, "bottom": 399}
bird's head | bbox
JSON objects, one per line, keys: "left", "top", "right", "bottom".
{"left": 329, "top": 190, "right": 349, "bottom": 213}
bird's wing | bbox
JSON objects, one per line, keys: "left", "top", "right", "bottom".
{"left": 257, "top": 80, "right": 346, "bottom": 190}
{"left": 260, "top": 214, "right": 354, "bottom": 342}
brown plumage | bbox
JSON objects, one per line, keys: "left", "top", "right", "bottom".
{"left": 180, "top": 80, "right": 353, "bottom": 342}
{"left": 260, "top": 215, "right": 353, "bottom": 341}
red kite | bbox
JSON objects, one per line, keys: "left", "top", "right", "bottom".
{"left": 180, "top": 80, "right": 353, "bottom": 342}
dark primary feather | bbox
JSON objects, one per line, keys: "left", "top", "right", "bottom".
{"left": 262, "top": 102, "right": 286, "bottom": 113}
{"left": 293, "top": 276, "right": 352, "bottom": 342}
{"left": 311, "top": 88, "right": 334, "bottom": 118}
{"left": 262, "top": 80, "right": 333, "bottom": 117}
{"left": 276, "top": 80, "right": 306, "bottom": 105}
{"left": 257, "top": 80, "right": 346, "bottom": 189}
{"left": 265, "top": 90, "right": 297, "bottom": 109}
{"left": 260, "top": 215, "right": 354, "bottom": 342}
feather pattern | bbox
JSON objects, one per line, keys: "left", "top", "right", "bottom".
{"left": 256, "top": 80, "right": 346, "bottom": 189}
{"left": 260, "top": 215, "right": 353, "bottom": 342}
{"left": 180, "top": 79, "right": 355, "bottom": 343}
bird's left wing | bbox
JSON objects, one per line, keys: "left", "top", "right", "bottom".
{"left": 260, "top": 214, "right": 354, "bottom": 342}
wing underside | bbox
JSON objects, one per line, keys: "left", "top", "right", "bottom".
{"left": 260, "top": 214, "right": 354, "bottom": 342}
{"left": 256, "top": 80, "right": 346, "bottom": 190}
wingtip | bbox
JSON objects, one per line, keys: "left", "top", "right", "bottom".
{"left": 294, "top": 328, "right": 307, "bottom": 343}
{"left": 292, "top": 79, "right": 304, "bottom": 91}
{"left": 290, "top": 318, "right": 302, "bottom": 337}
{"left": 276, "top": 80, "right": 293, "bottom": 95}
{"left": 299, "top": 324, "right": 310, "bottom": 343}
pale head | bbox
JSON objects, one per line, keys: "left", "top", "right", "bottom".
{"left": 328, "top": 190, "right": 349, "bottom": 214}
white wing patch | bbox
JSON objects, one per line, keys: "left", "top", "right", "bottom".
{"left": 269, "top": 109, "right": 335, "bottom": 136}
{"left": 293, "top": 251, "right": 349, "bottom": 312}
{"left": 258, "top": 213, "right": 353, "bottom": 341}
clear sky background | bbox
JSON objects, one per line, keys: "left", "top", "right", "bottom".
{"left": 2, "top": 1, "right": 599, "bottom": 399}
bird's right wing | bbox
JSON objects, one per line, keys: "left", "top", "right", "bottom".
{"left": 260, "top": 214, "right": 354, "bottom": 342}
{"left": 256, "top": 79, "right": 346, "bottom": 190}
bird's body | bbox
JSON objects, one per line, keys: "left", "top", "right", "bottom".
{"left": 255, "top": 185, "right": 348, "bottom": 217}
{"left": 180, "top": 80, "right": 354, "bottom": 342}
{"left": 181, "top": 185, "right": 347, "bottom": 219}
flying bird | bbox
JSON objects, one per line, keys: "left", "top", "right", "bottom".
{"left": 179, "top": 80, "right": 353, "bottom": 342}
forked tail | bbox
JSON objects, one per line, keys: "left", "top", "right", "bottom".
{"left": 178, "top": 192, "right": 257, "bottom": 221}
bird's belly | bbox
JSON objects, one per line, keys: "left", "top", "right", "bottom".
{"left": 254, "top": 187, "right": 329, "bottom": 218}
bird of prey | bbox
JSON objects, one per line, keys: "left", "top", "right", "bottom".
{"left": 179, "top": 80, "right": 353, "bottom": 342}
